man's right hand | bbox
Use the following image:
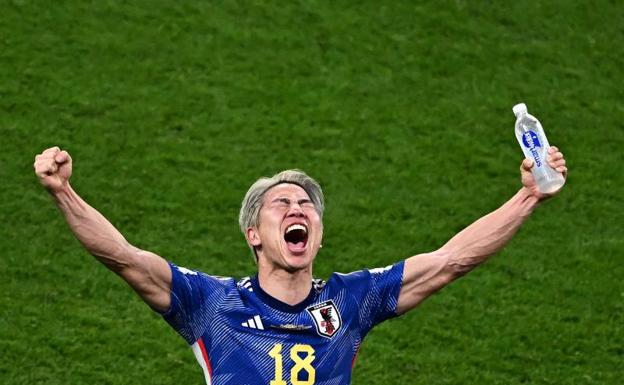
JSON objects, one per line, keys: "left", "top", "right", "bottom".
{"left": 34, "top": 147, "right": 73, "bottom": 193}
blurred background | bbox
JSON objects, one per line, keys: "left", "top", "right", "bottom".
{"left": 1, "top": 1, "right": 622, "bottom": 384}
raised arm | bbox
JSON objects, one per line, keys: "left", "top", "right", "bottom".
{"left": 396, "top": 147, "right": 567, "bottom": 314}
{"left": 34, "top": 147, "right": 171, "bottom": 312}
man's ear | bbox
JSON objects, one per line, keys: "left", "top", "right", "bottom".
{"left": 246, "top": 227, "right": 261, "bottom": 247}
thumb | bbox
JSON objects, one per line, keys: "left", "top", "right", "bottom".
{"left": 521, "top": 158, "right": 534, "bottom": 172}
{"left": 54, "top": 150, "right": 70, "bottom": 164}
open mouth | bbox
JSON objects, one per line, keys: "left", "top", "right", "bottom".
{"left": 284, "top": 224, "right": 308, "bottom": 253}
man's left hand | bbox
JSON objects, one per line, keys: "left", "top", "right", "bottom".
{"left": 521, "top": 145, "right": 568, "bottom": 200}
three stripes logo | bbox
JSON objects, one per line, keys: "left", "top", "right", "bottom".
{"left": 242, "top": 315, "right": 264, "bottom": 330}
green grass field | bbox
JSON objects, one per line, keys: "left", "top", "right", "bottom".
{"left": 1, "top": 1, "right": 623, "bottom": 384}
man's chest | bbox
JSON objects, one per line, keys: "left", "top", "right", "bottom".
{"left": 198, "top": 295, "right": 362, "bottom": 384}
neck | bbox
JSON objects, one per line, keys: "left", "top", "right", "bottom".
{"left": 256, "top": 262, "right": 313, "bottom": 306}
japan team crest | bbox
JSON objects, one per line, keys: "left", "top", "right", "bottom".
{"left": 306, "top": 300, "right": 342, "bottom": 338}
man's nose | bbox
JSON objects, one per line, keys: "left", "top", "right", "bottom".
{"left": 287, "top": 203, "right": 305, "bottom": 217}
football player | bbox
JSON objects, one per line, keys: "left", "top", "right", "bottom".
{"left": 34, "top": 146, "right": 567, "bottom": 384}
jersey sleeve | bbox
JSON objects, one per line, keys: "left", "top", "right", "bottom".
{"left": 338, "top": 260, "right": 405, "bottom": 336}
{"left": 159, "top": 262, "right": 233, "bottom": 345}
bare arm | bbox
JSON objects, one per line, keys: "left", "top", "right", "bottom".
{"left": 396, "top": 147, "right": 568, "bottom": 314}
{"left": 396, "top": 187, "right": 537, "bottom": 314}
{"left": 34, "top": 147, "right": 171, "bottom": 312}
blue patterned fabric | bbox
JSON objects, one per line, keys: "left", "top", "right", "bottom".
{"left": 161, "top": 260, "right": 404, "bottom": 385}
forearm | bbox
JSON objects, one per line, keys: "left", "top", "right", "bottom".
{"left": 398, "top": 187, "right": 539, "bottom": 313}
{"left": 441, "top": 187, "right": 539, "bottom": 275}
{"left": 51, "top": 183, "right": 135, "bottom": 272}
{"left": 36, "top": 147, "right": 171, "bottom": 311}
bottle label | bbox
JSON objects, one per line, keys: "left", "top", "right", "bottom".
{"left": 522, "top": 130, "right": 542, "bottom": 167}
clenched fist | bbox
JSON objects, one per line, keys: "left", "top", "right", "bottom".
{"left": 34, "top": 146, "right": 73, "bottom": 193}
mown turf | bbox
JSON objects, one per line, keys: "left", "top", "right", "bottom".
{"left": 1, "top": 1, "right": 622, "bottom": 384}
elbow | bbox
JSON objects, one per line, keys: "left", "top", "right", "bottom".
{"left": 90, "top": 241, "right": 137, "bottom": 273}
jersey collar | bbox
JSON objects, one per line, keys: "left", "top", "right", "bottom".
{"left": 250, "top": 276, "right": 317, "bottom": 313}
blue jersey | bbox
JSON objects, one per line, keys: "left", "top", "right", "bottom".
{"left": 161, "top": 261, "right": 405, "bottom": 385}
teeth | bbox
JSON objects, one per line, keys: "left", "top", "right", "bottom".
{"left": 286, "top": 224, "right": 307, "bottom": 234}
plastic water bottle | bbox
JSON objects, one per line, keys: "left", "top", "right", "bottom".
{"left": 512, "top": 103, "right": 565, "bottom": 194}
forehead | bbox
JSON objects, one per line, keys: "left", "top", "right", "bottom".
{"left": 263, "top": 183, "right": 310, "bottom": 201}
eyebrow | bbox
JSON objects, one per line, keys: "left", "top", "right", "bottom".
{"left": 271, "top": 197, "right": 313, "bottom": 204}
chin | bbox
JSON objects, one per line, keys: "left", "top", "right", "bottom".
{"left": 282, "top": 254, "right": 313, "bottom": 272}
{"left": 282, "top": 264, "right": 308, "bottom": 274}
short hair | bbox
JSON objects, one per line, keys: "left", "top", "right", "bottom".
{"left": 239, "top": 170, "right": 324, "bottom": 257}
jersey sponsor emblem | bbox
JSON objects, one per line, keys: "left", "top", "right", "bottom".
{"left": 306, "top": 300, "right": 342, "bottom": 338}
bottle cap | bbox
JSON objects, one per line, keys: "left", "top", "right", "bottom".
{"left": 512, "top": 103, "right": 527, "bottom": 117}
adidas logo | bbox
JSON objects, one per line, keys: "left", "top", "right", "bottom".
{"left": 242, "top": 315, "right": 264, "bottom": 330}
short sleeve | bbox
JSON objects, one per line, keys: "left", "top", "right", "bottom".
{"left": 337, "top": 261, "right": 405, "bottom": 336}
{"left": 160, "top": 262, "right": 233, "bottom": 345}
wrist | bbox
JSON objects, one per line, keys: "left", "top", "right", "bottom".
{"left": 517, "top": 187, "right": 540, "bottom": 212}
{"left": 49, "top": 182, "right": 72, "bottom": 200}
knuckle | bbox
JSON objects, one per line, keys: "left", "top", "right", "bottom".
{"left": 43, "top": 146, "right": 60, "bottom": 154}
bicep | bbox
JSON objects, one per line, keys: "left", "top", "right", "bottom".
{"left": 396, "top": 249, "right": 456, "bottom": 314}
{"left": 117, "top": 247, "right": 172, "bottom": 313}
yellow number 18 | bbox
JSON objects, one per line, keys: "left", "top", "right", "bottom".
{"left": 268, "top": 344, "right": 316, "bottom": 385}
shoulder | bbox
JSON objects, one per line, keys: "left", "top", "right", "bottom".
{"left": 329, "top": 264, "right": 393, "bottom": 283}
{"left": 325, "top": 262, "right": 404, "bottom": 292}
{"left": 169, "top": 262, "right": 237, "bottom": 292}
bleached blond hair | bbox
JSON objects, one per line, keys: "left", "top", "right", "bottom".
{"left": 239, "top": 170, "right": 324, "bottom": 259}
